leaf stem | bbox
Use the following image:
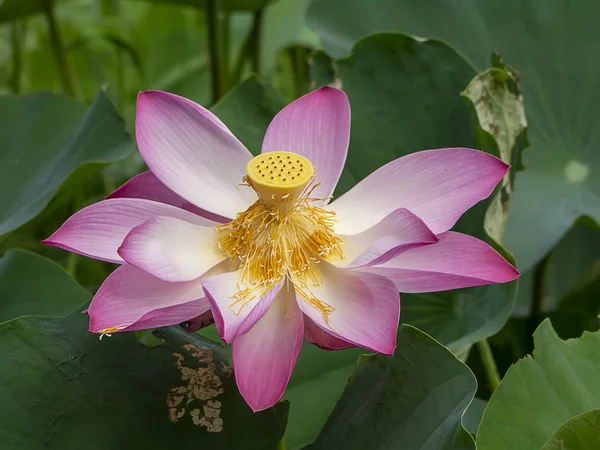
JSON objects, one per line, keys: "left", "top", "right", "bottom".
{"left": 44, "top": 0, "right": 79, "bottom": 99}
{"left": 477, "top": 339, "right": 501, "bottom": 393}
{"left": 101, "top": 0, "right": 124, "bottom": 110}
{"left": 221, "top": 11, "right": 230, "bottom": 84}
{"left": 66, "top": 252, "right": 79, "bottom": 278}
{"left": 278, "top": 437, "right": 286, "bottom": 450}
{"left": 250, "top": 9, "right": 264, "bottom": 76}
{"left": 293, "top": 47, "right": 308, "bottom": 98}
{"left": 206, "top": 0, "right": 225, "bottom": 104}
{"left": 9, "top": 22, "right": 22, "bottom": 94}
{"left": 231, "top": 8, "right": 264, "bottom": 84}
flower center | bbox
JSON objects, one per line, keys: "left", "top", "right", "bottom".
{"left": 245, "top": 151, "right": 316, "bottom": 210}
{"left": 216, "top": 151, "right": 343, "bottom": 319}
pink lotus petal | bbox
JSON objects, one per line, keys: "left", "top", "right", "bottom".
{"left": 136, "top": 91, "right": 257, "bottom": 219}
{"left": 108, "top": 171, "right": 229, "bottom": 223}
{"left": 261, "top": 87, "right": 350, "bottom": 200}
{"left": 202, "top": 269, "right": 284, "bottom": 343}
{"left": 329, "top": 148, "right": 509, "bottom": 235}
{"left": 151, "top": 90, "right": 236, "bottom": 136}
{"left": 303, "top": 315, "right": 354, "bottom": 350}
{"left": 44, "top": 198, "right": 215, "bottom": 264}
{"left": 125, "top": 299, "right": 210, "bottom": 332}
{"left": 295, "top": 261, "right": 399, "bottom": 354}
{"left": 331, "top": 208, "right": 438, "bottom": 267}
{"left": 365, "top": 231, "right": 520, "bottom": 292}
{"left": 88, "top": 264, "right": 207, "bottom": 333}
{"left": 118, "top": 216, "right": 225, "bottom": 282}
{"left": 232, "top": 287, "right": 303, "bottom": 412}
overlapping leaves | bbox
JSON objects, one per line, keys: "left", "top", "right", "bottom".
{"left": 308, "top": 0, "right": 600, "bottom": 271}
{"left": 478, "top": 320, "right": 600, "bottom": 449}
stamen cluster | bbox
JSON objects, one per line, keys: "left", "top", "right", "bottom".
{"left": 216, "top": 186, "right": 343, "bottom": 317}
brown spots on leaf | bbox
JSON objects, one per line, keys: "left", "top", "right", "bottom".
{"left": 190, "top": 401, "right": 224, "bottom": 432}
{"left": 167, "top": 344, "right": 229, "bottom": 432}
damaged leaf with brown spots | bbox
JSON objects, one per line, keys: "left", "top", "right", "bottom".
{"left": 461, "top": 57, "right": 528, "bottom": 248}
{"left": 0, "top": 312, "right": 289, "bottom": 450}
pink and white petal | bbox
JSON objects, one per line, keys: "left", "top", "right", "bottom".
{"left": 295, "top": 262, "right": 399, "bottom": 354}
{"left": 136, "top": 91, "right": 257, "bottom": 218}
{"left": 44, "top": 198, "right": 216, "bottom": 264}
{"left": 202, "top": 269, "right": 284, "bottom": 343}
{"left": 88, "top": 264, "right": 206, "bottom": 333}
{"left": 108, "top": 171, "right": 228, "bottom": 223}
{"left": 330, "top": 208, "right": 438, "bottom": 268}
{"left": 364, "top": 231, "right": 520, "bottom": 292}
{"left": 261, "top": 87, "right": 350, "bottom": 200}
{"left": 144, "top": 90, "right": 235, "bottom": 136}
{"left": 303, "top": 316, "right": 354, "bottom": 350}
{"left": 232, "top": 287, "right": 303, "bottom": 412}
{"left": 118, "top": 216, "right": 225, "bottom": 282}
{"left": 123, "top": 298, "right": 210, "bottom": 332}
{"left": 329, "top": 148, "right": 509, "bottom": 235}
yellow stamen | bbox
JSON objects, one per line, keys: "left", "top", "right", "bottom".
{"left": 217, "top": 151, "right": 343, "bottom": 321}
{"left": 98, "top": 324, "right": 127, "bottom": 340}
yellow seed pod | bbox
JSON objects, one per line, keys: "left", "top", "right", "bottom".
{"left": 246, "top": 151, "right": 315, "bottom": 209}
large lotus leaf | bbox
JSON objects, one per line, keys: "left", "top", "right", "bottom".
{"left": 541, "top": 410, "right": 600, "bottom": 450}
{"left": 0, "top": 249, "right": 90, "bottom": 325}
{"left": 507, "top": 223, "right": 600, "bottom": 361}
{"left": 477, "top": 320, "right": 600, "bottom": 449}
{"left": 331, "top": 33, "right": 477, "bottom": 194}
{"left": 463, "top": 397, "right": 487, "bottom": 435}
{"left": 308, "top": 0, "right": 600, "bottom": 271}
{"left": 310, "top": 325, "right": 476, "bottom": 450}
{"left": 543, "top": 221, "right": 600, "bottom": 309}
{"left": 0, "top": 90, "right": 132, "bottom": 235}
{"left": 282, "top": 345, "right": 362, "bottom": 450}
{"left": 548, "top": 270, "right": 600, "bottom": 340}
{"left": 403, "top": 282, "right": 516, "bottom": 352}
{"left": 513, "top": 221, "right": 600, "bottom": 333}
{"left": 0, "top": 312, "right": 288, "bottom": 449}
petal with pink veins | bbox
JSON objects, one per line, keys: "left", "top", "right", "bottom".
{"left": 202, "top": 270, "right": 284, "bottom": 343}
{"left": 296, "top": 261, "right": 399, "bottom": 354}
{"left": 136, "top": 90, "right": 257, "bottom": 219}
{"left": 43, "top": 198, "right": 215, "bottom": 264}
{"left": 118, "top": 216, "right": 225, "bottom": 282}
{"left": 330, "top": 208, "right": 438, "bottom": 268}
{"left": 88, "top": 264, "right": 208, "bottom": 333}
{"left": 261, "top": 87, "right": 350, "bottom": 200}
{"left": 149, "top": 90, "right": 236, "bottom": 136}
{"left": 232, "top": 286, "right": 303, "bottom": 412}
{"left": 303, "top": 315, "right": 354, "bottom": 350}
{"left": 364, "top": 231, "right": 519, "bottom": 292}
{"left": 329, "top": 148, "right": 509, "bottom": 235}
{"left": 108, "top": 171, "right": 229, "bottom": 223}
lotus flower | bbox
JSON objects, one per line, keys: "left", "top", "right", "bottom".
{"left": 45, "top": 87, "right": 519, "bottom": 411}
